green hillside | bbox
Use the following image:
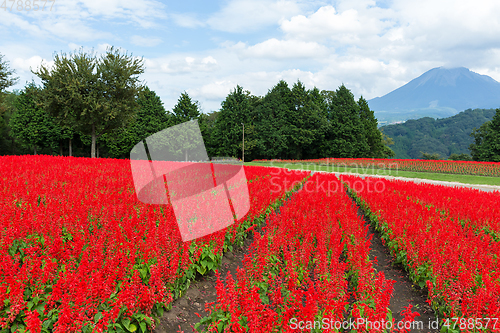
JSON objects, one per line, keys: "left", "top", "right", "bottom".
{"left": 380, "top": 108, "right": 496, "bottom": 159}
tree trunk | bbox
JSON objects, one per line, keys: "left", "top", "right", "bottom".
{"left": 60, "top": 142, "right": 63, "bottom": 156}
{"left": 184, "top": 150, "right": 188, "bottom": 162}
{"left": 91, "top": 124, "right": 96, "bottom": 158}
{"left": 69, "top": 138, "right": 72, "bottom": 157}
{"left": 97, "top": 144, "right": 99, "bottom": 158}
{"left": 34, "top": 146, "right": 37, "bottom": 155}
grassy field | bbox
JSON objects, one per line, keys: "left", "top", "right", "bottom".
{"left": 246, "top": 161, "right": 500, "bottom": 186}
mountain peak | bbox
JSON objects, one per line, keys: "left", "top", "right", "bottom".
{"left": 368, "top": 67, "right": 500, "bottom": 123}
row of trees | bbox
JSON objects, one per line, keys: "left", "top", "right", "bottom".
{"left": 204, "top": 82, "right": 394, "bottom": 160}
{"left": 2, "top": 48, "right": 497, "bottom": 161}
{"left": 1, "top": 48, "right": 395, "bottom": 160}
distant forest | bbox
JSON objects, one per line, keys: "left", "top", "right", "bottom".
{"left": 380, "top": 108, "right": 496, "bottom": 159}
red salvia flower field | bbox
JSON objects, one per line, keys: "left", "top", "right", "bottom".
{"left": 2, "top": 154, "right": 499, "bottom": 332}
{"left": 0, "top": 155, "right": 307, "bottom": 332}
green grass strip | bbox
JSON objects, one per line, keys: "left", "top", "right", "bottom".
{"left": 246, "top": 162, "right": 500, "bottom": 186}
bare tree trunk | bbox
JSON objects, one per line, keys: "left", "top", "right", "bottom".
{"left": 34, "top": 146, "right": 37, "bottom": 155}
{"left": 91, "top": 124, "right": 96, "bottom": 158}
{"left": 69, "top": 138, "right": 72, "bottom": 157}
{"left": 184, "top": 150, "right": 188, "bottom": 162}
{"left": 97, "top": 144, "right": 99, "bottom": 158}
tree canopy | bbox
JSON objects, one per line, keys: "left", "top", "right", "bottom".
{"left": 9, "top": 83, "right": 61, "bottom": 154}
{"left": 33, "top": 47, "right": 145, "bottom": 158}
{"left": 469, "top": 108, "right": 500, "bottom": 162}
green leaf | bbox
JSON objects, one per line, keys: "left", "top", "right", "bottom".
{"left": 122, "top": 319, "right": 131, "bottom": 330}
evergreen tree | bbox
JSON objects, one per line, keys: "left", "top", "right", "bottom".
{"left": 211, "top": 85, "right": 257, "bottom": 159}
{"left": 325, "top": 84, "right": 369, "bottom": 157}
{"left": 289, "top": 81, "right": 324, "bottom": 159}
{"left": 9, "top": 83, "right": 61, "bottom": 154}
{"left": 255, "top": 80, "right": 292, "bottom": 159}
{"left": 171, "top": 92, "right": 200, "bottom": 125}
{"left": 104, "top": 86, "right": 172, "bottom": 158}
{"left": 358, "top": 96, "right": 386, "bottom": 157}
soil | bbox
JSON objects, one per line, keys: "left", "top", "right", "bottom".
{"left": 154, "top": 197, "right": 441, "bottom": 333}
{"left": 153, "top": 236, "right": 254, "bottom": 333}
{"left": 355, "top": 203, "right": 440, "bottom": 333}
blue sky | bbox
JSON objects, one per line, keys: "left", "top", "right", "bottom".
{"left": 2, "top": 0, "right": 500, "bottom": 113}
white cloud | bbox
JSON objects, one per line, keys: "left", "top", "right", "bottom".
{"left": 75, "top": 0, "right": 167, "bottom": 27}
{"left": 130, "top": 35, "right": 162, "bottom": 47}
{"left": 207, "top": 0, "right": 302, "bottom": 33}
{"left": 145, "top": 55, "right": 219, "bottom": 75}
{"left": 197, "top": 80, "right": 237, "bottom": 100}
{"left": 281, "top": 5, "right": 391, "bottom": 44}
{"left": 232, "top": 39, "right": 329, "bottom": 60}
{"left": 170, "top": 13, "right": 205, "bottom": 28}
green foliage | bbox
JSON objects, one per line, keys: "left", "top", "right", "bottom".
{"left": 469, "top": 108, "right": 500, "bottom": 161}
{"left": 171, "top": 92, "right": 200, "bottom": 125}
{"left": 323, "top": 84, "right": 369, "bottom": 158}
{"left": 420, "top": 152, "right": 442, "bottom": 160}
{"left": 254, "top": 80, "right": 291, "bottom": 159}
{"left": 9, "top": 83, "right": 62, "bottom": 154}
{"left": 448, "top": 153, "right": 472, "bottom": 161}
{"left": 211, "top": 85, "right": 259, "bottom": 159}
{"left": 358, "top": 96, "right": 388, "bottom": 158}
{"left": 288, "top": 81, "right": 324, "bottom": 159}
{"left": 33, "top": 47, "right": 145, "bottom": 158}
{"left": 381, "top": 108, "right": 497, "bottom": 159}
{"left": 104, "top": 86, "right": 172, "bottom": 158}
{"left": 0, "top": 53, "right": 18, "bottom": 101}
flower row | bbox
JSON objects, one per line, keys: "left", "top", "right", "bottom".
{"left": 199, "top": 173, "right": 405, "bottom": 332}
{"left": 342, "top": 174, "right": 500, "bottom": 331}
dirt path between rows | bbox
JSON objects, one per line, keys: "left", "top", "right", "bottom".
{"left": 352, "top": 198, "right": 440, "bottom": 333}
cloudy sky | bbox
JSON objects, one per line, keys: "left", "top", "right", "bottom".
{"left": 2, "top": 0, "right": 500, "bottom": 112}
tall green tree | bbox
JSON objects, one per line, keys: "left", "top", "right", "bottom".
{"left": 0, "top": 91, "right": 22, "bottom": 154}
{"left": 104, "top": 86, "right": 172, "bottom": 158}
{"left": 255, "top": 80, "right": 292, "bottom": 159}
{"left": 171, "top": 92, "right": 200, "bottom": 125}
{"left": 0, "top": 54, "right": 19, "bottom": 154}
{"left": 199, "top": 110, "right": 219, "bottom": 157}
{"left": 9, "top": 83, "right": 61, "bottom": 154}
{"left": 470, "top": 108, "right": 500, "bottom": 161}
{"left": 33, "top": 47, "right": 145, "bottom": 158}
{"left": 324, "top": 84, "right": 369, "bottom": 157}
{"left": 358, "top": 96, "right": 387, "bottom": 157}
{"left": 289, "top": 81, "right": 324, "bottom": 159}
{"left": 211, "top": 85, "right": 258, "bottom": 159}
